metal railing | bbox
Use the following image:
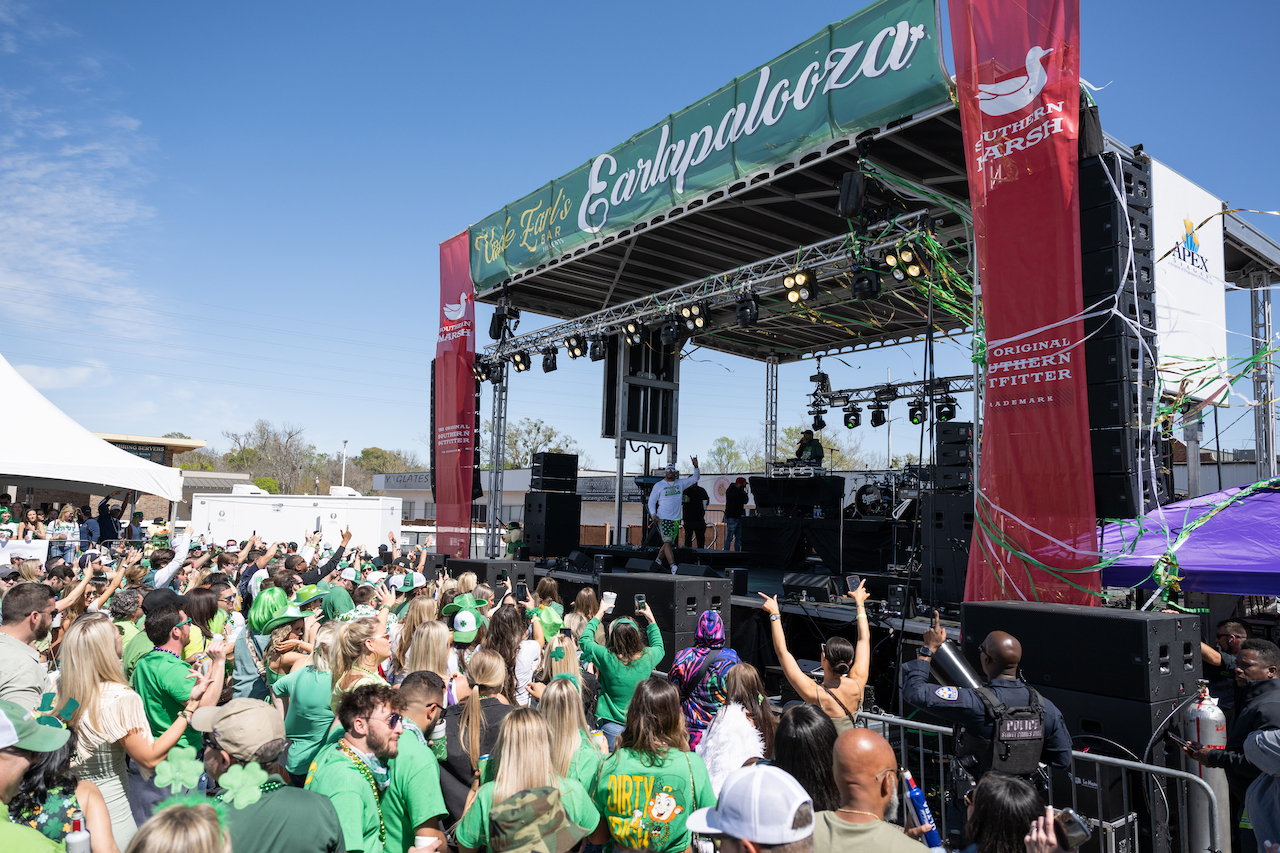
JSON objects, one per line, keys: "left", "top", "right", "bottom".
{"left": 856, "top": 710, "right": 1223, "bottom": 853}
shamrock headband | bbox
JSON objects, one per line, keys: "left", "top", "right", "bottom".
{"left": 610, "top": 617, "right": 639, "bottom": 634}
{"left": 551, "top": 672, "right": 580, "bottom": 688}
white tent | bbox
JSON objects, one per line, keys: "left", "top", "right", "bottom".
{"left": 0, "top": 353, "right": 183, "bottom": 501}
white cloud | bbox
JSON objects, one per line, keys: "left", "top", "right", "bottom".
{"left": 14, "top": 359, "right": 103, "bottom": 389}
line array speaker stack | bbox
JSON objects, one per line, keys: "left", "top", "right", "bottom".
{"left": 1080, "top": 152, "right": 1170, "bottom": 518}
{"left": 924, "top": 422, "right": 974, "bottom": 605}
{"left": 531, "top": 452, "right": 579, "bottom": 493}
{"left": 523, "top": 491, "right": 582, "bottom": 558}
{"left": 598, "top": 574, "right": 731, "bottom": 671}
{"left": 961, "top": 601, "right": 1201, "bottom": 759}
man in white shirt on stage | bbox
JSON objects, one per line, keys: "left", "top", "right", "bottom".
{"left": 647, "top": 456, "right": 699, "bottom": 574}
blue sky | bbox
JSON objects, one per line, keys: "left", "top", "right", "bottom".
{"left": 1, "top": 1, "right": 1276, "bottom": 472}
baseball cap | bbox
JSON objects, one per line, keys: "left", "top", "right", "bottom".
{"left": 387, "top": 574, "right": 406, "bottom": 591}
{"left": 132, "top": 511, "right": 144, "bottom": 518}
{"left": 77, "top": 551, "right": 110, "bottom": 569}
{"left": 190, "top": 698, "right": 287, "bottom": 763}
{"left": 339, "top": 567, "right": 358, "bottom": 582}
{"left": 142, "top": 588, "right": 190, "bottom": 614}
{"left": 687, "top": 765, "right": 814, "bottom": 845}
{"left": 453, "top": 608, "right": 481, "bottom": 643}
{"left": 488, "top": 786, "right": 591, "bottom": 853}
{"left": 0, "top": 699, "right": 70, "bottom": 754}
{"left": 366, "top": 570, "right": 389, "bottom": 586}
{"left": 735, "top": 477, "right": 747, "bottom": 485}
{"left": 665, "top": 464, "right": 678, "bottom": 472}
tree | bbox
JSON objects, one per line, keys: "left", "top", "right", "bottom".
{"left": 253, "top": 476, "right": 281, "bottom": 494}
{"left": 222, "top": 420, "right": 318, "bottom": 495}
{"left": 163, "top": 431, "right": 192, "bottom": 439}
{"left": 704, "top": 437, "right": 746, "bottom": 473}
{"left": 478, "top": 417, "right": 590, "bottom": 470}
{"left": 352, "top": 447, "right": 425, "bottom": 475}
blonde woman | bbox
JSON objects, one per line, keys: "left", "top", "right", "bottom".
{"left": 124, "top": 803, "right": 229, "bottom": 853}
{"left": 58, "top": 613, "right": 216, "bottom": 848}
{"left": 387, "top": 596, "right": 435, "bottom": 686}
{"left": 455, "top": 708, "right": 600, "bottom": 853}
{"left": 526, "top": 633, "right": 599, "bottom": 723}
{"left": 538, "top": 677, "right": 604, "bottom": 791}
{"left": 328, "top": 616, "right": 391, "bottom": 712}
{"left": 274, "top": 621, "right": 338, "bottom": 786}
{"left": 48, "top": 504, "right": 79, "bottom": 561}
{"left": 17, "top": 558, "right": 45, "bottom": 583}
{"left": 440, "top": 649, "right": 511, "bottom": 823}
{"left": 456, "top": 571, "right": 477, "bottom": 595}
{"left": 405, "top": 619, "right": 469, "bottom": 706}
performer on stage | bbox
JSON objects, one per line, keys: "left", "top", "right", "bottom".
{"left": 795, "top": 430, "right": 824, "bottom": 465}
{"left": 647, "top": 457, "right": 699, "bottom": 574}
{"left": 682, "top": 480, "right": 710, "bottom": 549}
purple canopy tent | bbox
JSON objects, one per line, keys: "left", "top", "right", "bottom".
{"left": 1099, "top": 479, "right": 1280, "bottom": 596}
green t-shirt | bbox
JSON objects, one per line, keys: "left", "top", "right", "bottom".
{"left": 122, "top": 625, "right": 155, "bottom": 682}
{"left": 274, "top": 665, "right": 336, "bottom": 775}
{"left": 131, "top": 648, "right": 199, "bottom": 749}
{"left": 221, "top": 773, "right": 345, "bottom": 853}
{"left": 591, "top": 747, "right": 714, "bottom": 853}
{"left": 0, "top": 817, "right": 64, "bottom": 853}
{"left": 455, "top": 778, "right": 598, "bottom": 851}
{"left": 306, "top": 744, "right": 385, "bottom": 853}
{"left": 114, "top": 618, "right": 141, "bottom": 650}
{"left": 383, "top": 722, "right": 448, "bottom": 853}
{"left": 579, "top": 618, "right": 665, "bottom": 725}
{"left": 323, "top": 586, "right": 356, "bottom": 622}
{"left": 568, "top": 729, "right": 604, "bottom": 793}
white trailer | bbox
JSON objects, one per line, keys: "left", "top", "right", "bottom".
{"left": 188, "top": 486, "right": 402, "bottom": 551}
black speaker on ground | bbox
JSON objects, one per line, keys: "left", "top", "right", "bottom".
{"left": 598, "top": 574, "right": 732, "bottom": 671}
{"left": 782, "top": 572, "right": 838, "bottom": 603}
{"left": 922, "top": 491, "right": 973, "bottom": 605}
{"left": 524, "top": 492, "right": 582, "bottom": 558}
{"left": 593, "top": 554, "right": 614, "bottom": 574}
{"left": 1036, "top": 684, "right": 1184, "bottom": 763}
{"left": 1081, "top": 151, "right": 1160, "bottom": 520}
{"left": 446, "top": 558, "right": 535, "bottom": 591}
{"left": 961, "top": 601, "right": 1201, "bottom": 702}
{"left": 626, "top": 557, "right": 661, "bottom": 573}
{"left": 728, "top": 568, "right": 749, "bottom": 596}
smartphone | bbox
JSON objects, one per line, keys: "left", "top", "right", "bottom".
{"left": 634, "top": 594, "right": 646, "bottom": 611}
{"left": 1166, "top": 732, "right": 1200, "bottom": 751}
{"left": 602, "top": 591, "right": 618, "bottom": 612}
{"left": 516, "top": 582, "right": 528, "bottom": 601}
{"left": 499, "top": 569, "right": 508, "bottom": 582}
{"left": 1053, "top": 808, "right": 1091, "bottom": 850}
{"left": 846, "top": 575, "right": 861, "bottom": 594}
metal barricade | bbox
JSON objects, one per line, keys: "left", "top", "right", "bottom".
{"left": 856, "top": 710, "right": 1223, "bottom": 853}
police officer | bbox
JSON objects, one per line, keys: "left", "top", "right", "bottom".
{"left": 901, "top": 611, "right": 1071, "bottom": 786}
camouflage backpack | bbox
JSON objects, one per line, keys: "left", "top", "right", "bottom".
{"left": 488, "top": 786, "right": 590, "bottom": 853}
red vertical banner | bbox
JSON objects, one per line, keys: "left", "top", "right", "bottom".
{"left": 435, "top": 232, "right": 476, "bottom": 559}
{"left": 950, "top": 0, "right": 1100, "bottom": 603}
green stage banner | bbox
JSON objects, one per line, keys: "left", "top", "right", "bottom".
{"left": 469, "top": 0, "right": 951, "bottom": 294}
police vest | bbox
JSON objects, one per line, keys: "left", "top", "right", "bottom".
{"left": 956, "top": 685, "right": 1046, "bottom": 777}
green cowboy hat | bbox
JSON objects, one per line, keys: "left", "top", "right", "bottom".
{"left": 292, "top": 584, "right": 328, "bottom": 607}
{"left": 442, "top": 592, "right": 483, "bottom": 617}
{"left": 261, "top": 604, "right": 306, "bottom": 634}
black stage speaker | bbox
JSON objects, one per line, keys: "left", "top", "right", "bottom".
{"left": 749, "top": 476, "right": 844, "bottom": 517}
{"left": 446, "top": 558, "right": 535, "bottom": 591}
{"left": 531, "top": 452, "right": 578, "bottom": 480}
{"left": 936, "top": 422, "right": 975, "bottom": 445}
{"left": 524, "top": 492, "right": 582, "bottom": 558}
{"left": 728, "top": 568, "right": 749, "bottom": 596}
{"left": 932, "top": 422, "right": 973, "bottom": 494}
{"left": 782, "top": 572, "right": 838, "bottom": 603}
{"left": 538, "top": 569, "right": 596, "bottom": 614}
{"left": 599, "top": 574, "right": 732, "bottom": 671}
{"left": 922, "top": 491, "right": 973, "bottom": 605}
{"left": 530, "top": 474, "right": 577, "bottom": 493}
{"left": 1036, "top": 684, "right": 1184, "bottom": 763}
{"left": 593, "top": 554, "right": 614, "bottom": 574}
{"left": 417, "top": 552, "right": 448, "bottom": 572}
{"left": 626, "top": 557, "right": 661, "bottom": 573}
{"left": 961, "top": 602, "right": 1200, "bottom": 702}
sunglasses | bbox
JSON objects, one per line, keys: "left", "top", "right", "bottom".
{"left": 1217, "top": 634, "right": 1240, "bottom": 640}
{"left": 364, "top": 712, "right": 402, "bottom": 729}
{"left": 174, "top": 617, "right": 192, "bottom": 629}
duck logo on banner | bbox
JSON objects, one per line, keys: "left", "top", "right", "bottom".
{"left": 977, "top": 46, "right": 1053, "bottom": 117}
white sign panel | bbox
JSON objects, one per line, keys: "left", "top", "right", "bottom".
{"left": 1151, "top": 159, "right": 1228, "bottom": 401}
{"left": 0, "top": 537, "right": 50, "bottom": 563}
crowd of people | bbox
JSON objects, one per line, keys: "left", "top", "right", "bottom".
{"left": 0, "top": 491, "right": 1277, "bottom": 853}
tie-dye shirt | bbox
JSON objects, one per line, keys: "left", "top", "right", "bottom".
{"left": 666, "top": 611, "right": 739, "bottom": 748}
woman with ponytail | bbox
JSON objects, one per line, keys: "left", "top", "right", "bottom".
{"left": 440, "top": 648, "right": 512, "bottom": 824}
{"left": 759, "top": 579, "right": 870, "bottom": 732}
{"left": 537, "top": 676, "right": 603, "bottom": 791}
{"left": 328, "top": 616, "right": 391, "bottom": 712}
{"left": 696, "top": 662, "right": 778, "bottom": 795}
{"left": 579, "top": 597, "right": 663, "bottom": 749}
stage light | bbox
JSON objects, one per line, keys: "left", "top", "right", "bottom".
{"left": 936, "top": 396, "right": 957, "bottom": 422}
{"left": 488, "top": 305, "right": 520, "bottom": 340}
{"left": 541, "top": 348, "right": 558, "bottom": 373}
{"left": 829, "top": 393, "right": 850, "bottom": 407}
{"left": 622, "top": 320, "right": 643, "bottom": 346}
{"left": 884, "top": 252, "right": 899, "bottom": 269}
{"left": 843, "top": 405, "right": 861, "bottom": 429}
{"left": 564, "top": 334, "right": 587, "bottom": 358}
{"left": 891, "top": 267, "right": 907, "bottom": 282}
{"left": 810, "top": 371, "right": 831, "bottom": 394}
{"left": 660, "top": 320, "right": 681, "bottom": 347}
{"left": 874, "top": 384, "right": 898, "bottom": 403}
{"left": 735, "top": 294, "right": 759, "bottom": 327}
{"left": 785, "top": 268, "right": 816, "bottom": 303}
{"left": 869, "top": 404, "right": 888, "bottom": 428}
{"left": 899, "top": 248, "right": 915, "bottom": 265}
{"left": 589, "top": 337, "right": 607, "bottom": 362}
{"left": 472, "top": 360, "right": 491, "bottom": 382}
{"left": 681, "top": 301, "right": 709, "bottom": 331}
{"left": 907, "top": 398, "right": 927, "bottom": 425}
{"left": 850, "top": 269, "right": 881, "bottom": 300}
{"left": 511, "top": 350, "right": 532, "bottom": 372}
{"left": 812, "top": 413, "right": 826, "bottom": 431}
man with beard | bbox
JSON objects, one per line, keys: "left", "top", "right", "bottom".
{"left": 307, "top": 683, "right": 405, "bottom": 853}
{"left": 812, "top": 729, "right": 922, "bottom": 853}
{"left": 647, "top": 456, "right": 699, "bottom": 574}
{"left": 0, "top": 583, "right": 57, "bottom": 709}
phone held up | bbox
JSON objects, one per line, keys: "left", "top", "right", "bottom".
{"left": 1054, "top": 808, "right": 1091, "bottom": 850}
{"left": 634, "top": 594, "right": 646, "bottom": 611}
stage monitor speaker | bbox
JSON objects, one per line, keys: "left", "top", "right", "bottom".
{"left": 936, "top": 422, "right": 975, "bottom": 445}
{"left": 593, "top": 554, "right": 614, "bottom": 574}
{"left": 782, "top": 572, "right": 837, "bottom": 603}
{"left": 922, "top": 491, "right": 973, "bottom": 605}
{"left": 531, "top": 452, "right": 579, "bottom": 480}
{"left": 446, "top": 558, "right": 535, "bottom": 591}
{"left": 599, "top": 574, "right": 731, "bottom": 670}
{"left": 961, "top": 602, "right": 1200, "bottom": 702}
{"left": 524, "top": 492, "right": 582, "bottom": 557}
{"left": 567, "top": 551, "right": 591, "bottom": 572}
{"left": 674, "top": 563, "right": 721, "bottom": 578}
{"left": 626, "top": 557, "right": 661, "bottom": 573}
{"left": 728, "top": 568, "right": 749, "bottom": 596}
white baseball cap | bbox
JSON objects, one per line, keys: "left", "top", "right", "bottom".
{"left": 366, "top": 571, "right": 389, "bottom": 585}
{"left": 339, "top": 567, "right": 358, "bottom": 582}
{"left": 387, "top": 574, "right": 406, "bottom": 590}
{"left": 686, "top": 765, "right": 814, "bottom": 845}
{"left": 409, "top": 571, "right": 427, "bottom": 589}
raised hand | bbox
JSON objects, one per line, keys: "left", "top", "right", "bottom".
{"left": 923, "top": 609, "right": 946, "bottom": 651}
{"left": 758, "top": 592, "right": 780, "bottom": 617}
{"left": 851, "top": 578, "right": 870, "bottom": 607}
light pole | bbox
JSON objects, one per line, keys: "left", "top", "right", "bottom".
{"left": 341, "top": 440, "right": 349, "bottom": 487}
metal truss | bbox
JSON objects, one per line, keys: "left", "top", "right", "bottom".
{"left": 808, "top": 374, "right": 974, "bottom": 409}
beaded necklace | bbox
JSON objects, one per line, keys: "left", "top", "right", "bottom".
{"left": 215, "top": 780, "right": 286, "bottom": 803}
{"left": 337, "top": 741, "right": 387, "bottom": 845}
